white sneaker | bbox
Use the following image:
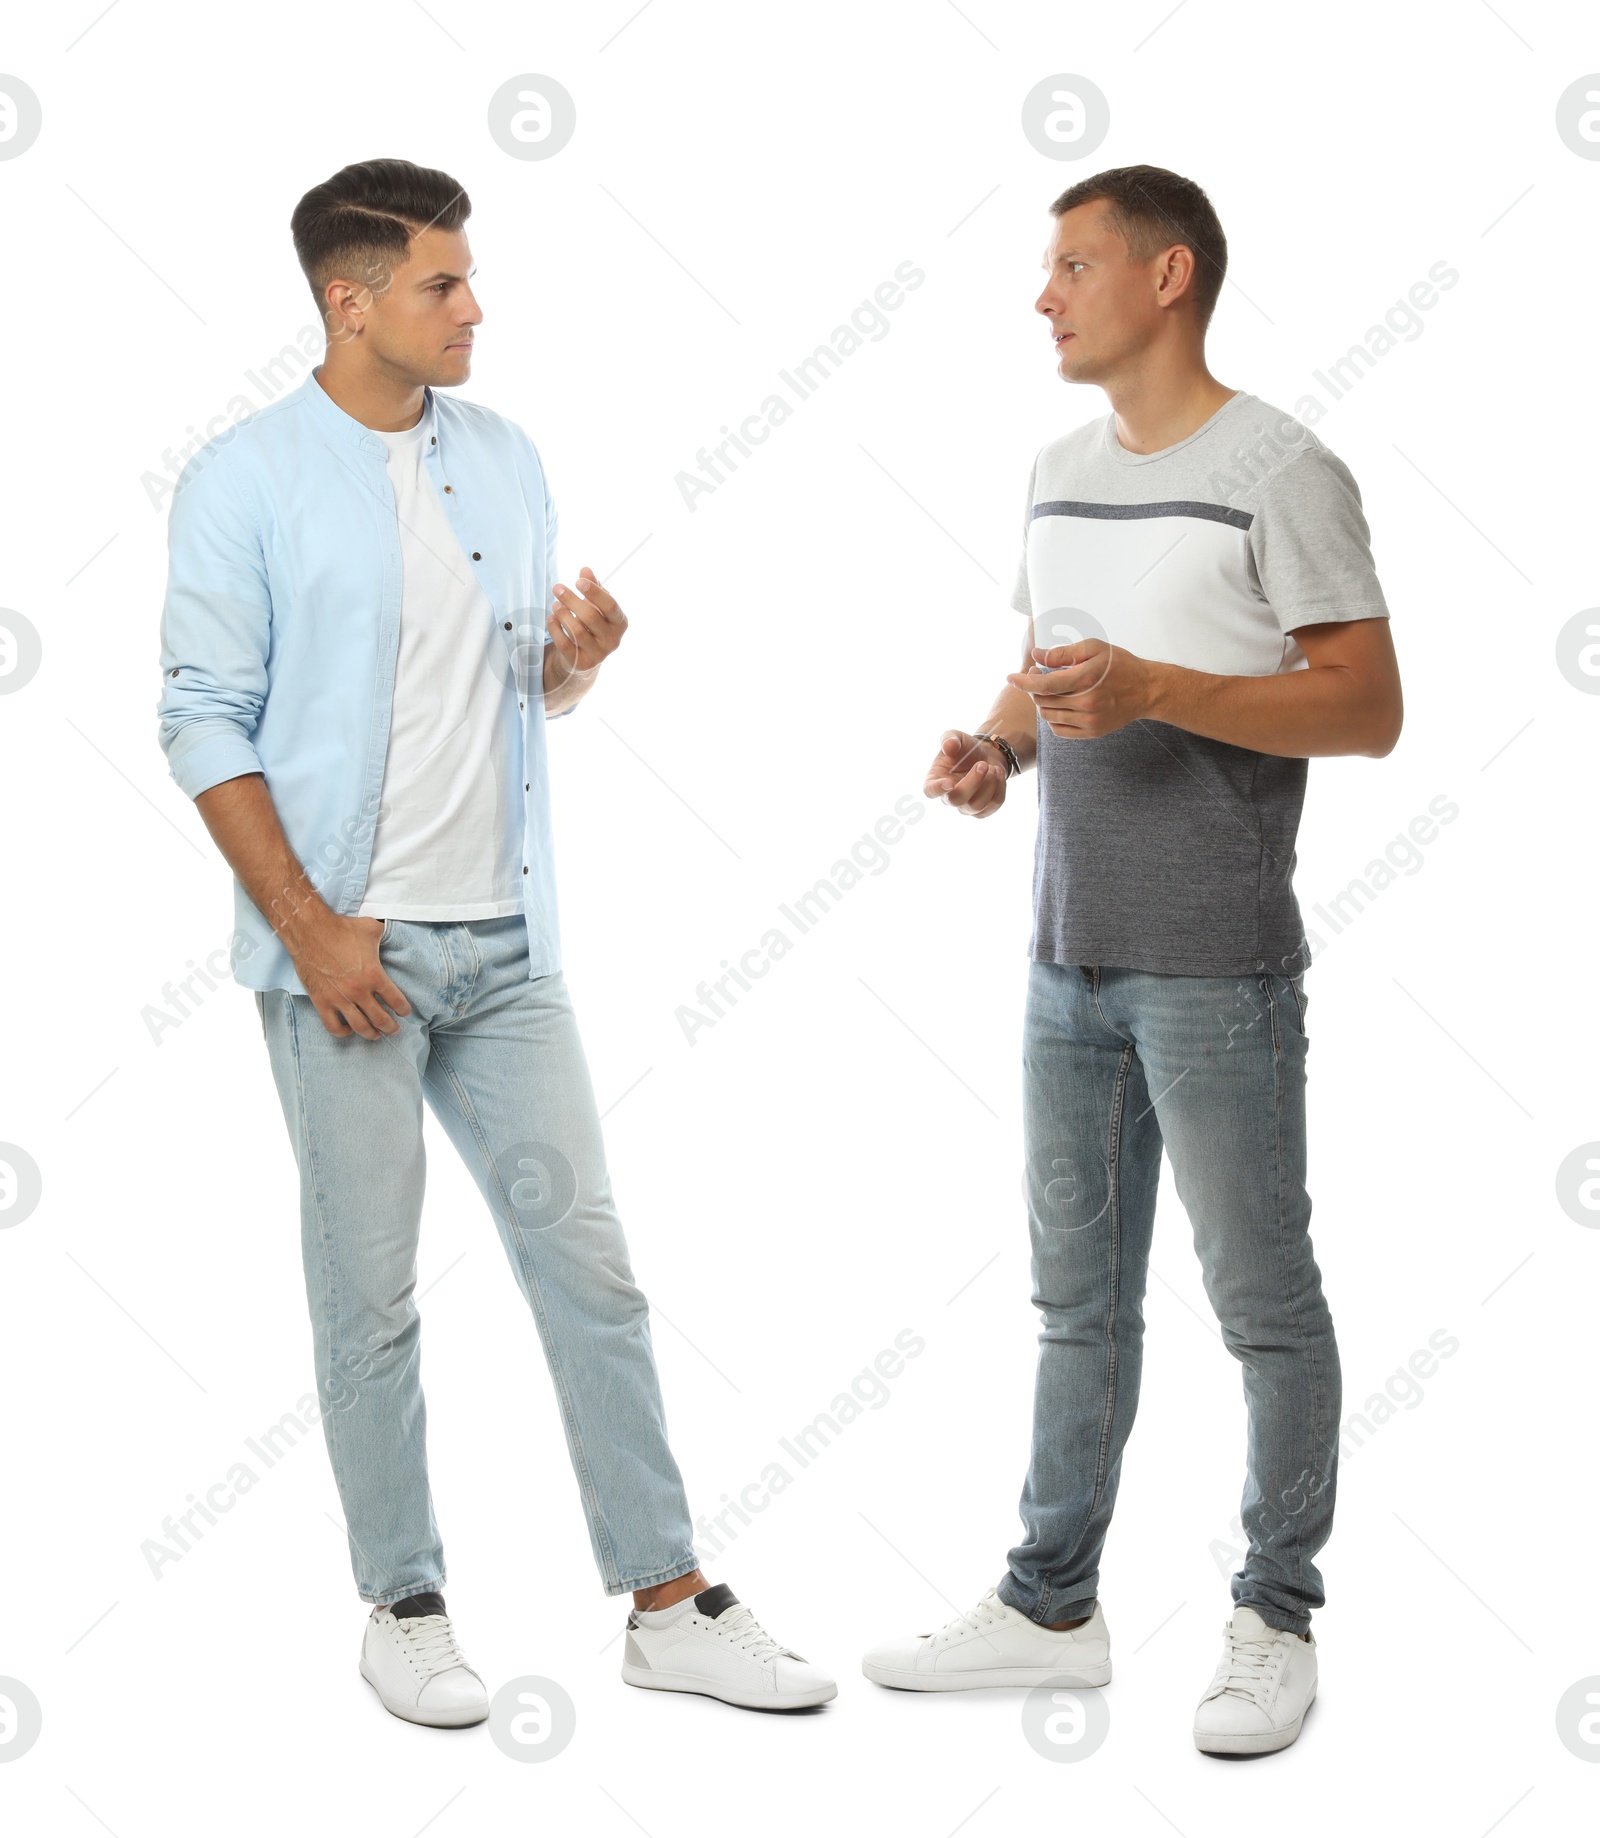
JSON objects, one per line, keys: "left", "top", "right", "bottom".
{"left": 1193, "top": 1604, "right": 1317, "bottom": 1754}
{"left": 621, "top": 1583, "right": 836, "bottom": 1710}
{"left": 359, "top": 1594, "right": 489, "bottom": 1728}
{"left": 862, "top": 1587, "right": 1112, "bottom": 1691}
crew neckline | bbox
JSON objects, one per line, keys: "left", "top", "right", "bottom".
{"left": 373, "top": 397, "right": 433, "bottom": 451}
{"left": 1101, "top": 389, "right": 1250, "bottom": 466}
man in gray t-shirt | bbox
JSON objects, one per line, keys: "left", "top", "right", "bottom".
{"left": 861, "top": 167, "right": 1402, "bottom": 1759}
{"left": 1013, "top": 389, "right": 1389, "bottom": 975}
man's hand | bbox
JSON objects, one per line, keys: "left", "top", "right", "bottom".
{"left": 289, "top": 912, "right": 412, "bottom": 1041}
{"left": 547, "top": 566, "right": 627, "bottom": 679}
{"left": 924, "top": 731, "right": 1010, "bottom": 818}
{"left": 1006, "top": 640, "right": 1158, "bottom": 739}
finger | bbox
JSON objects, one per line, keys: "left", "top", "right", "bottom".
{"left": 355, "top": 993, "right": 402, "bottom": 1036}
{"left": 374, "top": 970, "right": 411, "bottom": 1018}
{"left": 1036, "top": 654, "right": 1116, "bottom": 694}
{"left": 318, "top": 1002, "right": 353, "bottom": 1039}
{"left": 552, "top": 588, "right": 609, "bottom": 655}
{"left": 546, "top": 608, "right": 582, "bottom": 658}
{"left": 964, "top": 776, "right": 1006, "bottom": 818}
{"left": 574, "top": 569, "right": 619, "bottom": 616}
{"left": 333, "top": 997, "right": 381, "bottom": 1041}
{"left": 943, "top": 760, "right": 991, "bottom": 806}
{"left": 550, "top": 605, "right": 605, "bottom": 669}
{"left": 554, "top": 581, "right": 614, "bottom": 627}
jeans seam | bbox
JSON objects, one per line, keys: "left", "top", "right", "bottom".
{"left": 426, "top": 1034, "right": 623, "bottom": 1591}
{"left": 458, "top": 924, "right": 483, "bottom": 1015}
{"left": 1266, "top": 974, "right": 1325, "bottom": 1615}
{"left": 283, "top": 993, "right": 355, "bottom": 1583}
{"left": 1261, "top": 973, "right": 1282, "bottom": 1056}
{"left": 1089, "top": 1040, "right": 1136, "bottom": 1509}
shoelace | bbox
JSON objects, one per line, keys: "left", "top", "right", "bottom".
{"left": 711, "top": 1604, "right": 793, "bottom": 1662}
{"left": 931, "top": 1591, "right": 1007, "bottom": 1645}
{"left": 1212, "top": 1629, "right": 1287, "bottom": 1704}
{"left": 395, "top": 1612, "right": 470, "bottom": 1678}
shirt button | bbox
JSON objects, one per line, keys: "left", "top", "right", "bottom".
{"left": 523, "top": 865, "right": 529, "bottom": 875}
{"left": 443, "top": 484, "right": 453, "bottom": 493}
{"left": 472, "top": 551, "right": 482, "bottom": 560}
{"left": 519, "top": 701, "right": 525, "bottom": 710}
{"left": 170, "top": 667, "right": 180, "bottom": 677}
{"left": 503, "top": 621, "right": 512, "bottom": 630}
{"left": 430, "top": 435, "right": 436, "bottom": 444}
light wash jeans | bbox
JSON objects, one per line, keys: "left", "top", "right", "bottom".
{"left": 997, "top": 961, "right": 1340, "bottom": 1637}
{"left": 255, "top": 914, "right": 698, "bottom": 1606}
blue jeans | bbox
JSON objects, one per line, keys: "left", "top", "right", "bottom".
{"left": 255, "top": 914, "right": 699, "bottom": 1606}
{"left": 996, "top": 962, "right": 1340, "bottom": 1637}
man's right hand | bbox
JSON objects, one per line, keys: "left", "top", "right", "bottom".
{"left": 924, "top": 731, "right": 1009, "bottom": 819}
{"left": 290, "top": 912, "right": 413, "bottom": 1040}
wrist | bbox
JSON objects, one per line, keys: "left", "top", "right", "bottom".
{"left": 271, "top": 882, "right": 337, "bottom": 953}
{"left": 973, "top": 731, "right": 1022, "bottom": 778}
{"left": 1141, "top": 658, "right": 1177, "bottom": 724}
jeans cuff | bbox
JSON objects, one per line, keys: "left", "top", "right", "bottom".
{"left": 605, "top": 1553, "right": 703, "bottom": 1598}
{"left": 363, "top": 1574, "right": 447, "bottom": 1609}
{"left": 996, "top": 1572, "right": 1097, "bottom": 1626}
{"left": 1236, "top": 1596, "right": 1311, "bottom": 1637}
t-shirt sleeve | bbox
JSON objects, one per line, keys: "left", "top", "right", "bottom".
{"left": 1247, "top": 445, "right": 1390, "bottom": 633}
{"left": 1011, "top": 451, "right": 1040, "bottom": 617}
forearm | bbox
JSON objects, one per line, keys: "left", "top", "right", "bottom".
{"left": 192, "top": 772, "right": 336, "bottom": 951}
{"left": 1144, "top": 658, "right": 1399, "bottom": 758}
{"left": 974, "top": 681, "right": 1042, "bottom": 771}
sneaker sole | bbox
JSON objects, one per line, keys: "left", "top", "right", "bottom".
{"left": 359, "top": 1657, "right": 489, "bottom": 1728}
{"left": 620, "top": 1662, "right": 837, "bottom": 1710}
{"left": 862, "top": 1657, "right": 1112, "bottom": 1691}
{"left": 1194, "top": 1682, "right": 1315, "bottom": 1755}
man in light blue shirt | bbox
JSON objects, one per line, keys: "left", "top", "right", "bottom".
{"left": 157, "top": 157, "right": 834, "bottom": 1725}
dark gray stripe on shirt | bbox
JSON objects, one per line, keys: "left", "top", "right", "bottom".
{"left": 1032, "top": 498, "right": 1254, "bottom": 531}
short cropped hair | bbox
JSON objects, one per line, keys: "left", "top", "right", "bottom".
{"left": 291, "top": 157, "right": 471, "bottom": 312}
{"left": 1051, "top": 164, "right": 1227, "bottom": 328}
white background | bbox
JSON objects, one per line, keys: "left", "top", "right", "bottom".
{"left": 2, "top": 0, "right": 1598, "bottom": 1830}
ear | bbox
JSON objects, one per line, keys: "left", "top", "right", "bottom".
{"left": 322, "top": 278, "right": 372, "bottom": 343}
{"left": 1154, "top": 242, "right": 1200, "bottom": 311}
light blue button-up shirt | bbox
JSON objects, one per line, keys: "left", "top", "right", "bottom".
{"left": 157, "top": 369, "right": 565, "bottom": 995}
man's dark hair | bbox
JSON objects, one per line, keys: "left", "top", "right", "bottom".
{"left": 1050, "top": 164, "right": 1227, "bottom": 329}
{"left": 291, "top": 158, "right": 472, "bottom": 314}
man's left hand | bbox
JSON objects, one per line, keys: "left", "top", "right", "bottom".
{"left": 1006, "top": 640, "right": 1159, "bottom": 739}
{"left": 547, "top": 566, "right": 628, "bottom": 677}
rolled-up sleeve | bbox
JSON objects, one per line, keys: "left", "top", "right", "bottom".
{"left": 156, "top": 451, "right": 272, "bottom": 798}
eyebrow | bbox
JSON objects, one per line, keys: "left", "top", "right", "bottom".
{"left": 416, "top": 267, "right": 477, "bottom": 286}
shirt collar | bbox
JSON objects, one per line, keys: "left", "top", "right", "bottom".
{"left": 302, "top": 367, "right": 435, "bottom": 458}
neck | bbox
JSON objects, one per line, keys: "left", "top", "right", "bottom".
{"left": 313, "top": 349, "right": 427, "bottom": 433}
{"left": 1100, "top": 341, "right": 1235, "bottom": 456}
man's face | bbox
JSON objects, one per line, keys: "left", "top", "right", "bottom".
{"left": 328, "top": 225, "right": 482, "bottom": 386}
{"left": 1033, "top": 201, "right": 1168, "bottom": 385}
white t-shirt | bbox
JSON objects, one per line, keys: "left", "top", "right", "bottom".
{"left": 357, "top": 400, "right": 526, "bottom": 921}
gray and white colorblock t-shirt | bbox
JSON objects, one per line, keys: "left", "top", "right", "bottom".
{"left": 1011, "top": 391, "right": 1390, "bottom": 977}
